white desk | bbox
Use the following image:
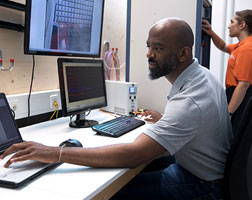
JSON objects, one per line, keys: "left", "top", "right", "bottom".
{"left": 0, "top": 110, "right": 149, "bottom": 200}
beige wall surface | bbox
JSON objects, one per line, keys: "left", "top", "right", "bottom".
{"left": 129, "top": 0, "right": 198, "bottom": 113}
{"left": 0, "top": 0, "right": 127, "bottom": 95}
{"left": 101, "top": 0, "right": 127, "bottom": 81}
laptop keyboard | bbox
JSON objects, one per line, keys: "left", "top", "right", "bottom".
{"left": 0, "top": 154, "right": 15, "bottom": 178}
{"left": 0, "top": 154, "right": 46, "bottom": 179}
{"left": 92, "top": 115, "right": 145, "bottom": 137}
{"left": 0, "top": 167, "right": 13, "bottom": 178}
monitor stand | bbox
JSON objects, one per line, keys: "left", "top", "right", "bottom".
{"left": 69, "top": 113, "right": 98, "bottom": 128}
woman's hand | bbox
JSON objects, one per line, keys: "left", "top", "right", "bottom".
{"left": 202, "top": 19, "right": 213, "bottom": 35}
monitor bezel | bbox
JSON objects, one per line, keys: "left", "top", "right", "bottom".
{"left": 24, "top": 0, "right": 105, "bottom": 58}
{"left": 0, "top": 93, "right": 23, "bottom": 154}
{"left": 58, "top": 58, "right": 107, "bottom": 117}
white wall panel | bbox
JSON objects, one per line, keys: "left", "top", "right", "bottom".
{"left": 129, "top": 0, "right": 198, "bottom": 113}
{"left": 7, "top": 89, "right": 61, "bottom": 119}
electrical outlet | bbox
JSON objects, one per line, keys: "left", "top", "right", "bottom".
{"left": 50, "top": 94, "right": 59, "bottom": 109}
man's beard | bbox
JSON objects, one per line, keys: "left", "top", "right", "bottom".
{"left": 148, "top": 54, "right": 179, "bottom": 80}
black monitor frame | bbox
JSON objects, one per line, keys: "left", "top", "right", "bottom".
{"left": 58, "top": 58, "right": 107, "bottom": 128}
{"left": 24, "top": 0, "right": 104, "bottom": 57}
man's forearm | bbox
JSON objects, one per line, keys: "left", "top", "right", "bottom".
{"left": 60, "top": 143, "right": 144, "bottom": 168}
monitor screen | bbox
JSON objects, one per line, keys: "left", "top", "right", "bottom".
{"left": 24, "top": 0, "right": 104, "bottom": 57}
{"left": 58, "top": 58, "right": 107, "bottom": 128}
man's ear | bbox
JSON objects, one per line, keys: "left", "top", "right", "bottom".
{"left": 178, "top": 46, "right": 191, "bottom": 62}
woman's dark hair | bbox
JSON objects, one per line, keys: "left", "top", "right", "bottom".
{"left": 235, "top": 9, "right": 252, "bottom": 34}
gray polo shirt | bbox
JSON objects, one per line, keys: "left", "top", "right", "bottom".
{"left": 144, "top": 59, "right": 233, "bottom": 181}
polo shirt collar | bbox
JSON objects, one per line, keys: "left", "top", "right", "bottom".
{"left": 238, "top": 35, "right": 252, "bottom": 47}
{"left": 168, "top": 58, "right": 199, "bottom": 99}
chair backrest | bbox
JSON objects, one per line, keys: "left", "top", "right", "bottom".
{"left": 224, "top": 96, "right": 252, "bottom": 200}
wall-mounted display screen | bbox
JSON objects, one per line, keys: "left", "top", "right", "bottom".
{"left": 24, "top": 0, "right": 104, "bottom": 57}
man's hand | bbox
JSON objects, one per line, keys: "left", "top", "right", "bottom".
{"left": 0, "top": 141, "right": 59, "bottom": 168}
{"left": 141, "top": 109, "right": 162, "bottom": 123}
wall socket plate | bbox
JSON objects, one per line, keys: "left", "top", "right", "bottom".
{"left": 50, "top": 94, "right": 59, "bottom": 109}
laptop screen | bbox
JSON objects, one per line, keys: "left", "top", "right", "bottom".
{"left": 0, "top": 94, "right": 23, "bottom": 154}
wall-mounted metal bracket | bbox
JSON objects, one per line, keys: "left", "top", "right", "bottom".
{"left": 0, "top": 20, "right": 24, "bottom": 32}
{"left": 103, "top": 41, "right": 110, "bottom": 52}
{"left": 0, "top": 1, "right": 25, "bottom": 12}
{"left": 0, "top": 0, "right": 25, "bottom": 32}
{"left": 0, "top": 50, "right": 14, "bottom": 71}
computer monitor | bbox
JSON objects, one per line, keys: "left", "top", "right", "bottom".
{"left": 58, "top": 58, "right": 107, "bottom": 128}
{"left": 24, "top": 0, "right": 104, "bottom": 57}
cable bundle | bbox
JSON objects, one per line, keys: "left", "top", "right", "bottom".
{"left": 103, "top": 48, "right": 120, "bottom": 81}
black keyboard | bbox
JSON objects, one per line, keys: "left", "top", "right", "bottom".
{"left": 92, "top": 116, "right": 145, "bottom": 137}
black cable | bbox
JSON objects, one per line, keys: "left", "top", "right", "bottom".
{"left": 27, "top": 54, "right": 35, "bottom": 125}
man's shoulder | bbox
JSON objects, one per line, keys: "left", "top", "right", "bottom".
{"left": 200, "top": 66, "right": 223, "bottom": 87}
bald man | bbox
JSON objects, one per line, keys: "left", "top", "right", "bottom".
{"left": 1, "top": 18, "right": 232, "bottom": 199}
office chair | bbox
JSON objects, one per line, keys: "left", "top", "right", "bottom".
{"left": 223, "top": 96, "right": 252, "bottom": 200}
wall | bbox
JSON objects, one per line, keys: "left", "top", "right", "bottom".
{"left": 0, "top": 0, "right": 59, "bottom": 95}
{"left": 0, "top": 0, "right": 127, "bottom": 119}
{"left": 0, "top": 0, "right": 127, "bottom": 95}
{"left": 129, "top": 0, "right": 198, "bottom": 113}
{"left": 209, "top": 0, "right": 252, "bottom": 86}
{"left": 102, "top": 0, "right": 127, "bottom": 81}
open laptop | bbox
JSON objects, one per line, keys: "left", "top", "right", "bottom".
{"left": 0, "top": 93, "right": 61, "bottom": 188}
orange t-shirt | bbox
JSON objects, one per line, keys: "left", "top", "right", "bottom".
{"left": 226, "top": 35, "right": 252, "bottom": 88}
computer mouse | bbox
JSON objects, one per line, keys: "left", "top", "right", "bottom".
{"left": 59, "top": 139, "right": 83, "bottom": 147}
